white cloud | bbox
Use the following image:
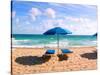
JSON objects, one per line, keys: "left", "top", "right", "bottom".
{"left": 41, "top": 17, "right": 97, "bottom": 35}
{"left": 65, "top": 16, "right": 83, "bottom": 22}
{"left": 25, "top": 21, "right": 31, "bottom": 25}
{"left": 65, "top": 16, "right": 92, "bottom": 24}
{"left": 29, "top": 7, "right": 41, "bottom": 16}
{"left": 84, "top": 5, "right": 97, "bottom": 10}
{"left": 16, "top": 18, "right": 19, "bottom": 24}
{"left": 56, "top": 19, "right": 64, "bottom": 25}
{"left": 12, "top": 11, "right": 16, "bottom": 18}
{"left": 41, "top": 19, "right": 70, "bottom": 33}
{"left": 66, "top": 19, "right": 97, "bottom": 35}
{"left": 30, "top": 15, "right": 36, "bottom": 21}
{"left": 45, "top": 8, "right": 56, "bottom": 18}
{"left": 18, "top": 13, "right": 97, "bottom": 35}
{"left": 29, "top": 7, "right": 41, "bottom": 21}
{"left": 42, "top": 19, "right": 55, "bottom": 30}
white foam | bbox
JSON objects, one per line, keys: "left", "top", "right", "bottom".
{"left": 68, "top": 45, "right": 96, "bottom": 47}
{"left": 92, "top": 41, "right": 97, "bottom": 43}
{"left": 12, "top": 45, "right": 45, "bottom": 48}
{"left": 12, "top": 44, "right": 58, "bottom": 49}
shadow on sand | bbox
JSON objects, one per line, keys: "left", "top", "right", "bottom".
{"left": 57, "top": 54, "right": 68, "bottom": 61}
{"left": 15, "top": 55, "right": 51, "bottom": 66}
{"left": 80, "top": 51, "right": 97, "bottom": 60}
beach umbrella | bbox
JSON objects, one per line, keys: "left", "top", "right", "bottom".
{"left": 43, "top": 27, "right": 72, "bottom": 54}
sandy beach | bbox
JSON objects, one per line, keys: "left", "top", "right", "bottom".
{"left": 12, "top": 46, "right": 97, "bottom": 75}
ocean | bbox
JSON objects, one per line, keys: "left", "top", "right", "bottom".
{"left": 12, "top": 34, "right": 97, "bottom": 48}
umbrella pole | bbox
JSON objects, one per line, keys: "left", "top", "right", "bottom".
{"left": 57, "top": 34, "right": 59, "bottom": 54}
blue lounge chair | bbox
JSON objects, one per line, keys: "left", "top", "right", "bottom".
{"left": 61, "top": 49, "right": 73, "bottom": 54}
{"left": 45, "top": 49, "right": 55, "bottom": 54}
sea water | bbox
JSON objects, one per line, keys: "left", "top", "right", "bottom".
{"left": 12, "top": 34, "right": 97, "bottom": 48}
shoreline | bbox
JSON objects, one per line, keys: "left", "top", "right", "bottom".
{"left": 12, "top": 45, "right": 97, "bottom": 49}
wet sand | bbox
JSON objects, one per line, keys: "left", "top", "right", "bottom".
{"left": 12, "top": 46, "right": 97, "bottom": 75}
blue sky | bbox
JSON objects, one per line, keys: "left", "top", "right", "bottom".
{"left": 12, "top": 1, "right": 97, "bottom": 35}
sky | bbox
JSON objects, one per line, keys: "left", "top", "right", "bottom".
{"left": 12, "top": 1, "right": 98, "bottom": 35}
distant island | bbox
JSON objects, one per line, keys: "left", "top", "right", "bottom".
{"left": 93, "top": 33, "right": 97, "bottom": 36}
